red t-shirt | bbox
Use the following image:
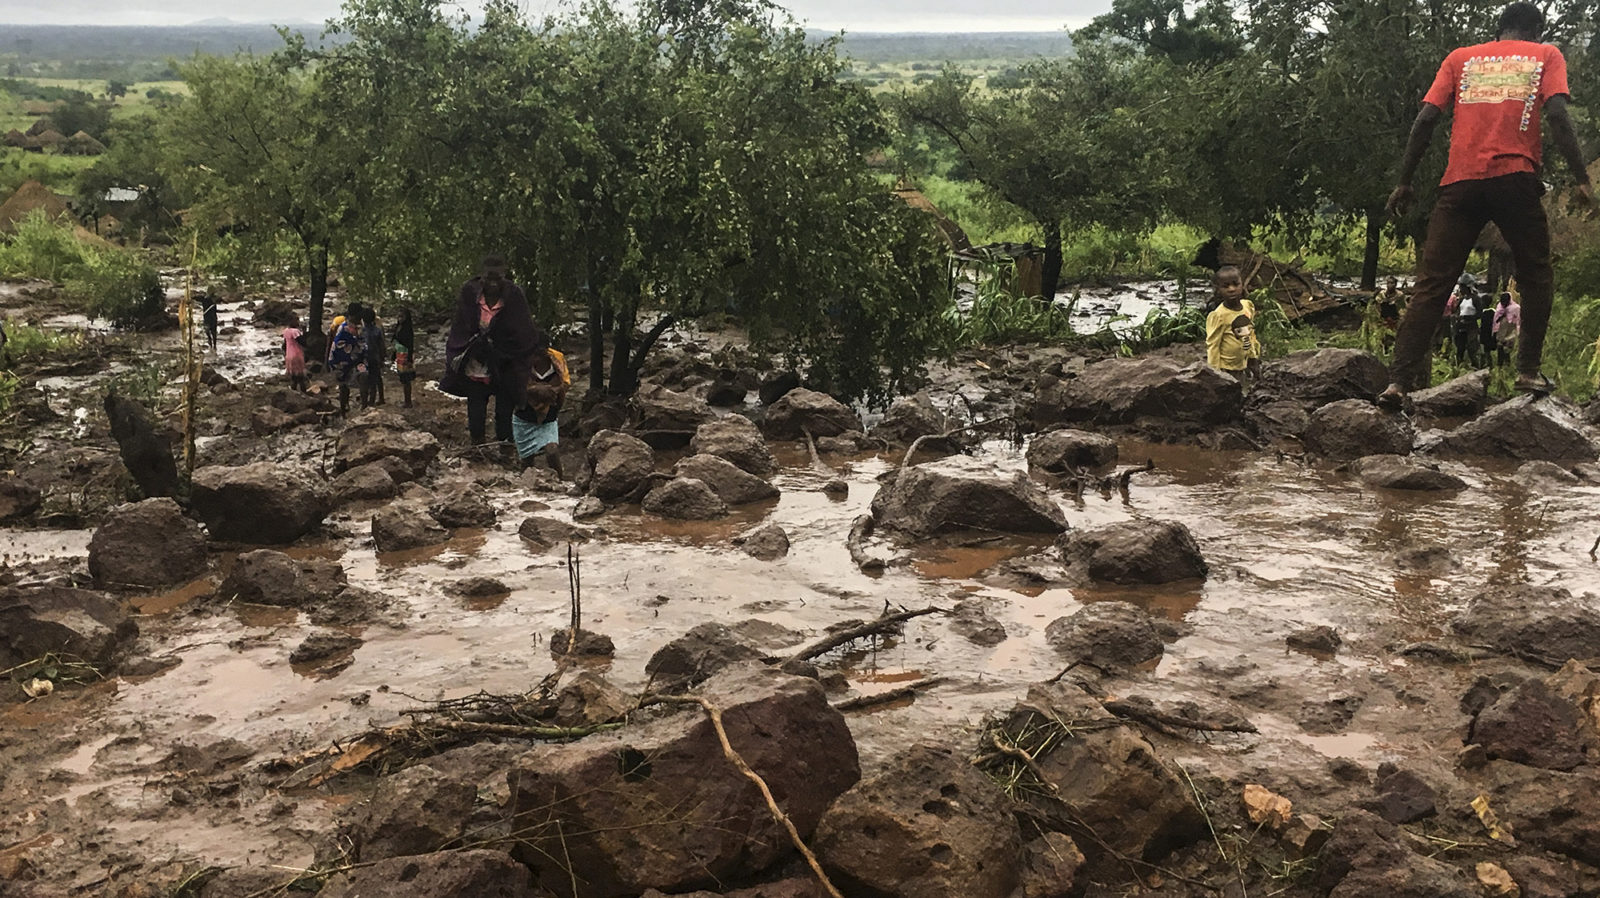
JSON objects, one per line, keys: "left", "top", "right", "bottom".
{"left": 1422, "top": 39, "right": 1569, "bottom": 185}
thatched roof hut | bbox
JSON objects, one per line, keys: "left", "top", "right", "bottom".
{"left": 2, "top": 129, "right": 29, "bottom": 149}
{"left": 63, "top": 130, "right": 107, "bottom": 156}
{"left": 31, "top": 129, "right": 66, "bottom": 149}
{"left": 25, "top": 117, "right": 60, "bottom": 138}
{"left": 0, "top": 180, "right": 73, "bottom": 234}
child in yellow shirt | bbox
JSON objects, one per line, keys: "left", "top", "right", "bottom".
{"left": 1205, "top": 265, "right": 1260, "bottom": 381}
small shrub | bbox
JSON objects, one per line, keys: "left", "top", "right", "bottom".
{"left": 65, "top": 249, "right": 164, "bottom": 328}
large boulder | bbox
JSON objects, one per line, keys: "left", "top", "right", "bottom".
{"left": 333, "top": 410, "right": 441, "bottom": 480}
{"left": 0, "top": 476, "right": 42, "bottom": 521}
{"left": 584, "top": 430, "right": 656, "bottom": 501}
{"left": 871, "top": 393, "right": 952, "bottom": 447}
{"left": 741, "top": 524, "right": 791, "bottom": 560}
{"left": 870, "top": 459, "right": 1068, "bottom": 538}
{"left": 1316, "top": 810, "right": 1476, "bottom": 898}
{"left": 1033, "top": 359, "right": 1243, "bottom": 433}
{"left": 762, "top": 388, "right": 861, "bottom": 441}
{"left": 992, "top": 682, "right": 1205, "bottom": 872}
{"left": 316, "top": 849, "right": 537, "bottom": 898}
{"left": 1303, "top": 399, "right": 1415, "bottom": 460}
{"left": 1351, "top": 455, "right": 1467, "bottom": 491}
{"left": 645, "top": 622, "right": 767, "bottom": 692}
{"left": 1486, "top": 763, "right": 1600, "bottom": 868}
{"left": 1058, "top": 519, "right": 1207, "bottom": 584}
{"left": 0, "top": 586, "right": 137, "bottom": 671}
{"left": 1250, "top": 348, "right": 1388, "bottom": 407}
{"left": 1471, "top": 679, "right": 1588, "bottom": 771}
{"left": 630, "top": 385, "right": 716, "bottom": 447}
{"left": 330, "top": 463, "right": 398, "bottom": 504}
{"left": 190, "top": 462, "right": 331, "bottom": 544}
{"left": 1410, "top": 370, "right": 1490, "bottom": 418}
{"left": 641, "top": 477, "right": 729, "bottom": 520}
{"left": 506, "top": 664, "right": 860, "bottom": 898}
{"left": 813, "top": 744, "right": 1024, "bottom": 898}
{"left": 1045, "top": 601, "right": 1165, "bottom": 669}
{"left": 88, "top": 498, "right": 208, "bottom": 589}
{"left": 105, "top": 392, "right": 181, "bottom": 499}
{"left": 1432, "top": 396, "right": 1598, "bottom": 461}
{"left": 217, "top": 549, "right": 346, "bottom": 607}
{"left": 1452, "top": 585, "right": 1600, "bottom": 663}
{"left": 372, "top": 502, "right": 451, "bottom": 552}
{"left": 759, "top": 370, "right": 801, "bottom": 405}
{"left": 690, "top": 416, "right": 777, "bottom": 476}
{"left": 1026, "top": 429, "right": 1119, "bottom": 472}
{"left": 346, "top": 765, "right": 477, "bottom": 861}
{"left": 428, "top": 485, "right": 498, "bottom": 529}
{"left": 673, "top": 454, "right": 778, "bottom": 505}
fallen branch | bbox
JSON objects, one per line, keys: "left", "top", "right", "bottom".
{"left": 780, "top": 606, "right": 941, "bottom": 670}
{"left": 832, "top": 677, "right": 948, "bottom": 712}
{"left": 801, "top": 428, "right": 834, "bottom": 476}
{"left": 422, "top": 719, "right": 624, "bottom": 740}
{"left": 1099, "top": 699, "right": 1256, "bottom": 736}
{"left": 898, "top": 415, "right": 1016, "bottom": 477}
{"left": 846, "top": 513, "right": 888, "bottom": 573}
{"left": 1590, "top": 533, "right": 1600, "bottom": 560}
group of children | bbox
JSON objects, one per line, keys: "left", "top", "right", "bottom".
{"left": 280, "top": 303, "right": 418, "bottom": 415}
{"left": 1443, "top": 274, "right": 1522, "bottom": 369}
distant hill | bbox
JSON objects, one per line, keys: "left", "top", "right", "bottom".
{"left": 826, "top": 31, "right": 1074, "bottom": 64}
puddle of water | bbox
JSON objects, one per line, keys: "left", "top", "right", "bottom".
{"left": 132, "top": 576, "right": 217, "bottom": 615}
{"left": 55, "top": 734, "right": 117, "bottom": 776}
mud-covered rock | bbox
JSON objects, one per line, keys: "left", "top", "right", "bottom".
{"left": 870, "top": 460, "right": 1067, "bottom": 538}
{"left": 1472, "top": 678, "right": 1588, "bottom": 771}
{"left": 1411, "top": 369, "right": 1490, "bottom": 418}
{"left": 1316, "top": 810, "right": 1475, "bottom": 898}
{"left": 585, "top": 430, "right": 656, "bottom": 501}
{"left": 1251, "top": 348, "right": 1389, "bottom": 407}
{"left": 814, "top": 743, "right": 1023, "bottom": 898}
{"left": 1016, "top": 833, "right": 1085, "bottom": 898}
{"left": 372, "top": 502, "right": 450, "bottom": 553}
{"left": 1298, "top": 694, "right": 1364, "bottom": 734}
{"left": 690, "top": 415, "right": 776, "bottom": 477}
{"left": 0, "top": 475, "right": 42, "bottom": 521}
{"left": 190, "top": 462, "right": 331, "bottom": 544}
{"left": 993, "top": 682, "right": 1205, "bottom": 871}
{"left": 673, "top": 454, "right": 778, "bottom": 505}
{"left": 762, "top": 388, "right": 861, "bottom": 441}
{"left": 444, "top": 577, "right": 511, "bottom": 599}
{"left": 347, "top": 765, "right": 476, "bottom": 861}
{"left": 317, "top": 849, "right": 537, "bottom": 898}
{"left": 289, "top": 631, "right": 362, "bottom": 665}
{"left": 428, "top": 485, "right": 498, "bottom": 529}
{"left": 645, "top": 622, "right": 766, "bottom": 691}
{"left": 1488, "top": 763, "right": 1600, "bottom": 868}
{"left": 1303, "top": 399, "right": 1415, "bottom": 460}
{"left": 1369, "top": 765, "right": 1438, "bottom": 824}
{"left": 871, "top": 392, "right": 952, "bottom": 447}
{"left": 333, "top": 409, "right": 441, "bottom": 479}
{"left": 1026, "top": 428, "right": 1119, "bottom": 471}
{"left": 1432, "top": 396, "right": 1599, "bottom": 461}
{"left": 217, "top": 549, "right": 346, "bottom": 607}
{"left": 705, "top": 368, "right": 753, "bottom": 407}
{"left": 330, "top": 462, "right": 398, "bottom": 504}
{"left": 630, "top": 384, "right": 716, "bottom": 446}
{"left": 1058, "top": 519, "right": 1207, "bottom": 584}
{"left": 517, "top": 515, "right": 591, "bottom": 549}
{"left": 249, "top": 405, "right": 309, "bottom": 436}
{"left": 1453, "top": 585, "right": 1600, "bottom": 663}
{"left": 1514, "top": 460, "right": 1583, "bottom": 491}
{"left": 506, "top": 664, "right": 859, "bottom": 897}
{"left": 1033, "top": 358, "right": 1242, "bottom": 431}
{"left": 759, "top": 370, "right": 801, "bottom": 405}
{"left": 949, "top": 600, "right": 1008, "bottom": 646}
{"left": 740, "top": 524, "right": 790, "bottom": 560}
{"left": 105, "top": 391, "right": 181, "bottom": 499}
{"left": 1045, "top": 601, "right": 1163, "bottom": 668}
{"left": 0, "top": 585, "right": 138, "bottom": 671}
{"left": 1351, "top": 454, "right": 1468, "bottom": 491}
{"left": 1286, "top": 625, "right": 1341, "bottom": 655}
{"left": 642, "top": 477, "right": 729, "bottom": 520}
{"left": 88, "top": 498, "right": 208, "bottom": 589}
{"left": 553, "top": 671, "right": 633, "bottom": 728}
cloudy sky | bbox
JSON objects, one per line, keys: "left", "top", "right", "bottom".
{"left": 0, "top": 0, "right": 1102, "bottom": 31}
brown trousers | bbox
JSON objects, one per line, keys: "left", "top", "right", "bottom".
{"left": 1391, "top": 172, "right": 1552, "bottom": 390}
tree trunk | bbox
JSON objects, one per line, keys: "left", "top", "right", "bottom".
{"left": 1039, "top": 221, "right": 1063, "bottom": 303}
{"left": 1360, "top": 209, "right": 1382, "bottom": 292}
{"left": 302, "top": 238, "right": 331, "bottom": 363}
{"left": 608, "top": 301, "right": 639, "bottom": 396}
{"left": 587, "top": 292, "right": 607, "bottom": 398}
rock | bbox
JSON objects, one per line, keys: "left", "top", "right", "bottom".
{"left": 871, "top": 392, "right": 952, "bottom": 447}
{"left": 331, "top": 462, "right": 398, "bottom": 503}
{"left": 289, "top": 632, "right": 362, "bottom": 665}
{"left": 645, "top": 623, "right": 766, "bottom": 691}
{"left": 1251, "top": 348, "right": 1389, "bottom": 407}
{"left": 690, "top": 416, "right": 777, "bottom": 476}
{"left": 673, "top": 454, "right": 778, "bottom": 505}
{"left": 1504, "top": 855, "right": 1584, "bottom": 898}
{"left": 105, "top": 391, "right": 181, "bottom": 499}
{"left": 88, "top": 498, "right": 208, "bottom": 589}
{"left": 759, "top": 370, "right": 801, "bottom": 405}
{"left": 190, "top": 462, "right": 332, "bottom": 544}
{"left": 948, "top": 600, "right": 1007, "bottom": 646}
{"left": 553, "top": 671, "right": 633, "bottom": 728}
{"left": 506, "top": 664, "right": 859, "bottom": 897}
{"left": 814, "top": 743, "right": 1023, "bottom": 898}
{"left": 1045, "top": 601, "right": 1164, "bottom": 669}
{"left": 444, "top": 577, "right": 511, "bottom": 599}
{"left": 1016, "top": 833, "right": 1085, "bottom": 898}
{"left": 815, "top": 432, "right": 864, "bottom": 455}
{"left": 251, "top": 298, "right": 300, "bottom": 326}
{"left": 1279, "top": 814, "right": 1330, "bottom": 859}
{"left": 428, "top": 486, "right": 498, "bottom": 529}
{"left": 347, "top": 765, "right": 476, "bottom": 861}
{"left": 249, "top": 405, "right": 299, "bottom": 436}
{"left": 1242, "top": 784, "right": 1292, "bottom": 830}
{"left": 1298, "top": 694, "right": 1364, "bottom": 734}
{"left": 372, "top": 503, "right": 450, "bottom": 553}
{"left": 551, "top": 627, "right": 615, "bottom": 658}
{"left": 705, "top": 369, "right": 750, "bottom": 406}
{"left": 1026, "top": 428, "right": 1119, "bottom": 471}
{"left": 518, "top": 515, "right": 591, "bottom": 549}
{"left": 1433, "top": 397, "right": 1598, "bottom": 461}
{"left": 1351, "top": 454, "right": 1468, "bottom": 491}
{"left": 630, "top": 384, "right": 716, "bottom": 447}
{"left": 1246, "top": 398, "right": 1314, "bottom": 441}
{"left": 0, "top": 585, "right": 138, "bottom": 671}
{"left": 1486, "top": 763, "right": 1600, "bottom": 868}
{"left": 1057, "top": 519, "right": 1207, "bottom": 584}
{"left": 1411, "top": 370, "right": 1490, "bottom": 418}
{"left": 822, "top": 478, "right": 848, "bottom": 496}
{"left": 1476, "top": 862, "right": 1520, "bottom": 898}
{"left": 1303, "top": 399, "right": 1415, "bottom": 460}
{"left": 217, "top": 549, "right": 346, "bottom": 607}
{"left": 585, "top": 430, "right": 657, "bottom": 501}
{"left": 1472, "top": 679, "right": 1588, "bottom": 771}
{"left": 740, "top": 524, "right": 790, "bottom": 560}
{"left": 0, "top": 476, "right": 42, "bottom": 521}
{"left": 1370, "top": 765, "right": 1437, "bottom": 824}
{"left": 316, "top": 849, "right": 536, "bottom": 898}
{"left": 1316, "top": 810, "right": 1475, "bottom": 898}
{"left": 333, "top": 409, "right": 441, "bottom": 479}
{"left": 642, "top": 477, "right": 728, "bottom": 520}
{"left": 1286, "top": 625, "right": 1341, "bottom": 655}
{"left": 1453, "top": 585, "right": 1600, "bottom": 664}
{"left": 870, "top": 460, "right": 1067, "bottom": 538}
{"left": 993, "top": 682, "right": 1205, "bottom": 870}
{"left": 573, "top": 496, "right": 606, "bottom": 520}
{"left": 1032, "top": 358, "right": 1243, "bottom": 432}
{"left": 762, "top": 388, "right": 861, "bottom": 441}
{"left": 1514, "top": 460, "right": 1582, "bottom": 490}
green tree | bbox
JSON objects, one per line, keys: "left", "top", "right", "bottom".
{"left": 107, "top": 80, "right": 129, "bottom": 99}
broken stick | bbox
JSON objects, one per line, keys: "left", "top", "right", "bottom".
{"left": 780, "top": 606, "right": 941, "bottom": 670}
{"left": 832, "top": 676, "right": 948, "bottom": 712}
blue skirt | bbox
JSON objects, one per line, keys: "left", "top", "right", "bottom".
{"left": 513, "top": 418, "right": 560, "bottom": 460}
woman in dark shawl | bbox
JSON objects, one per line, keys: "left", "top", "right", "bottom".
{"left": 439, "top": 255, "right": 540, "bottom": 447}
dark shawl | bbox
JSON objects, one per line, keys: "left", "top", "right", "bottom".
{"left": 392, "top": 315, "right": 415, "bottom": 353}
{"left": 439, "top": 277, "right": 539, "bottom": 403}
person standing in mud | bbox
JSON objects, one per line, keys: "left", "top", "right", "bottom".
{"left": 201, "top": 293, "right": 220, "bottom": 352}
{"left": 359, "top": 306, "right": 386, "bottom": 408}
{"left": 326, "top": 303, "right": 365, "bottom": 416}
{"left": 392, "top": 309, "right": 417, "bottom": 408}
{"left": 1378, "top": 2, "right": 1593, "bottom": 408}
{"left": 1205, "top": 266, "right": 1260, "bottom": 383}
{"left": 1494, "top": 292, "right": 1522, "bottom": 366}
{"left": 282, "top": 317, "right": 309, "bottom": 392}
{"left": 439, "top": 255, "right": 540, "bottom": 454}
{"left": 513, "top": 329, "right": 570, "bottom": 476}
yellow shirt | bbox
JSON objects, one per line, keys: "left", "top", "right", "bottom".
{"left": 1206, "top": 300, "right": 1258, "bottom": 371}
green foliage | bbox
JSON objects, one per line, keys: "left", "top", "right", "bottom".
{"left": 0, "top": 210, "right": 86, "bottom": 280}
{"left": 0, "top": 148, "right": 95, "bottom": 196}
{"left": 1114, "top": 305, "right": 1207, "bottom": 355}
{"left": 108, "top": 361, "right": 168, "bottom": 405}
{"left": 0, "top": 210, "right": 163, "bottom": 327}
{"left": 2, "top": 323, "right": 83, "bottom": 361}
{"left": 944, "top": 257, "right": 1077, "bottom": 347}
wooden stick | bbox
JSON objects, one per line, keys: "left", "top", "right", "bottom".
{"left": 424, "top": 719, "right": 623, "bottom": 740}
{"left": 846, "top": 513, "right": 887, "bottom": 573}
{"left": 780, "top": 607, "right": 941, "bottom": 669}
{"left": 1099, "top": 700, "right": 1257, "bottom": 735}
{"left": 832, "top": 677, "right": 948, "bottom": 712}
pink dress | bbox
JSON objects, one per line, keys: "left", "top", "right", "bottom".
{"left": 283, "top": 328, "right": 307, "bottom": 376}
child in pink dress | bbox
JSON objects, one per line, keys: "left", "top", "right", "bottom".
{"left": 283, "top": 321, "right": 308, "bottom": 392}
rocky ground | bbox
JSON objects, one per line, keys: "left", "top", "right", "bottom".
{"left": 3, "top": 281, "right": 1600, "bottom": 898}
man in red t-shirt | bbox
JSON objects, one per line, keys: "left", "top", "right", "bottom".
{"left": 1378, "top": 2, "right": 1592, "bottom": 408}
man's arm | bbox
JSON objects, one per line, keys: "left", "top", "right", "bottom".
{"left": 1546, "top": 95, "right": 1595, "bottom": 207}
{"left": 1387, "top": 103, "right": 1444, "bottom": 216}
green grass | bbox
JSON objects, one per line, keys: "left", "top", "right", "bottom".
{"left": 0, "top": 148, "right": 95, "bottom": 194}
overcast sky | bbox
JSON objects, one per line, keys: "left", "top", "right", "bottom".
{"left": 0, "top": 0, "right": 1102, "bottom": 31}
